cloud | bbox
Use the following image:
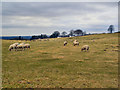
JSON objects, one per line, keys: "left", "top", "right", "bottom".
{"left": 2, "top": 2, "right": 118, "bottom": 35}
{"left": 2, "top": 0, "right": 120, "bottom": 2}
{"left": 2, "top": 2, "right": 117, "bottom": 17}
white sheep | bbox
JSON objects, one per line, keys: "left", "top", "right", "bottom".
{"left": 23, "top": 43, "right": 30, "bottom": 49}
{"left": 16, "top": 43, "right": 25, "bottom": 50}
{"left": 81, "top": 45, "right": 89, "bottom": 51}
{"left": 73, "top": 40, "right": 79, "bottom": 46}
{"left": 17, "top": 45, "right": 24, "bottom": 50}
{"left": 64, "top": 41, "right": 67, "bottom": 46}
{"left": 8, "top": 44, "right": 17, "bottom": 51}
{"left": 13, "top": 43, "right": 19, "bottom": 45}
{"left": 20, "top": 42, "right": 25, "bottom": 45}
{"left": 9, "top": 42, "right": 30, "bottom": 51}
{"left": 8, "top": 43, "right": 20, "bottom": 51}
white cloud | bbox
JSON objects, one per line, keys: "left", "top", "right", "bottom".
{"left": 2, "top": 2, "right": 118, "bottom": 35}
{"left": 2, "top": 0, "right": 120, "bottom": 2}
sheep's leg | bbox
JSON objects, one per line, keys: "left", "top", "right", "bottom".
{"left": 13, "top": 48, "right": 15, "bottom": 51}
{"left": 20, "top": 47, "right": 23, "bottom": 51}
{"left": 87, "top": 47, "right": 89, "bottom": 51}
{"left": 23, "top": 47, "right": 25, "bottom": 51}
{"left": 15, "top": 47, "right": 17, "bottom": 51}
{"left": 16, "top": 48, "right": 17, "bottom": 51}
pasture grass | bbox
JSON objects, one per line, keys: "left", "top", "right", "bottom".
{"left": 2, "top": 33, "right": 118, "bottom": 88}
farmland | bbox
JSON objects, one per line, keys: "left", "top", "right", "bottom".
{"left": 2, "top": 33, "right": 118, "bottom": 88}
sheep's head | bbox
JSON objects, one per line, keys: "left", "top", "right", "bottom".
{"left": 81, "top": 48, "right": 85, "bottom": 51}
{"left": 81, "top": 48, "right": 83, "bottom": 51}
{"left": 9, "top": 48, "right": 11, "bottom": 51}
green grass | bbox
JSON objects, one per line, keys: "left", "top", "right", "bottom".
{"left": 2, "top": 33, "right": 118, "bottom": 88}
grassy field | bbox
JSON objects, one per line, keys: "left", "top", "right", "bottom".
{"left": 2, "top": 33, "right": 118, "bottom": 88}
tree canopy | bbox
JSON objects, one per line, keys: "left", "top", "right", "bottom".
{"left": 61, "top": 31, "right": 67, "bottom": 36}
{"left": 69, "top": 30, "right": 74, "bottom": 36}
{"left": 108, "top": 25, "right": 114, "bottom": 33}
{"left": 74, "top": 29, "right": 83, "bottom": 36}
{"left": 50, "top": 31, "right": 60, "bottom": 38}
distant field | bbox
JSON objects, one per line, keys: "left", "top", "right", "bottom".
{"left": 2, "top": 33, "right": 118, "bottom": 88}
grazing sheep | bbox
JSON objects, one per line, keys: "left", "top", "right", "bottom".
{"left": 64, "top": 41, "right": 67, "bottom": 46}
{"left": 8, "top": 44, "right": 17, "bottom": 51}
{"left": 13, "top": 43, "right": 19, "bottom": 45}
{"left": 81, "top": 45, "right": 89, "bottom": 51}
{"left": 20, "top": 42, "right": 25, "bottom": 45}
{"left": 8, "top": 43, "right": 19, "bottom": 51}
{"left": 23, "top": 43, "right": 30, "bottom": 49}
{"left": 16, "top": 43, "right": 25, "bottom": 50}
{"left": 9, "top": 42, "right": 30, "bottom": 51}
{"left": 73, "top": 40, "right": 79, "bottom": 46}
{"left": 17, "top": 44, "right": 24, "bottom": 50}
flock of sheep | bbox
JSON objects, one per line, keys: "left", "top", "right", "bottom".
{"left": 8, "top": 42, "right": 30, "bottom": 51}
{"left": 8, "top": 39, "right": 89, "bottom": 52}
{"left": 64, "top": 40, "right": 89, "bottom": 51}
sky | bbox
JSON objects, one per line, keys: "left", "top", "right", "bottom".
{"left": 2, "top": 2, "right": 118, "bottom": 36}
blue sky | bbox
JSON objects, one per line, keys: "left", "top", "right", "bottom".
{"left": 2, "top": 2, "right": 118, "bottom": 36}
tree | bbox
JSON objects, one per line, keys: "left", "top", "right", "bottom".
{"left": 69, "top": 30, "right": 74, "bottom": 36}
{"left": 19, "top": 36, "right": 22, "bottom": 40}
{"left": 50, "top": 31, "right": 60, "bottom": 38}
{"left": 61, "top": 31, "right": 67, "bottom": 36}
{"left": 108, "top": 25, "right": 114, "bottom": 33}
{"left": 74, "top": 29, "right": 83, "bottom": 36}
{"left": 40, "top": 34, "right": 48, "bottom": 39}
{"left": 31, "top": 35, "right": 39, "bottom": 40}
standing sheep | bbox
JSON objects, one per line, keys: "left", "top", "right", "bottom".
{"left": 64, "top": 41, "right": 67, "bottom": 46}
{"left": 81, "top": 45, "right": 89, "bottom": 51}
{"left": 73, "top": 40, "right": 79, "bottom": 46}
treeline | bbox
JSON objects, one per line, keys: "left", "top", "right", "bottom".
{"left": 31, "top": 29, "right": 86, "bottom": 40}
{"left": 4, "top": 25, "right": 116, "bottom": 40}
